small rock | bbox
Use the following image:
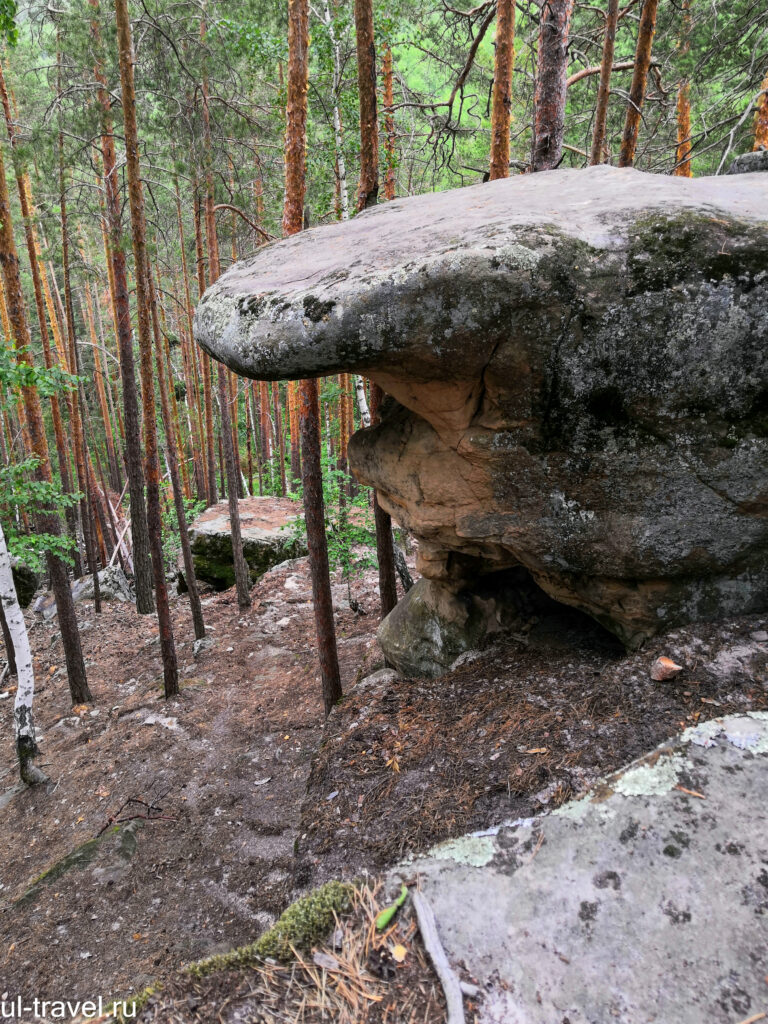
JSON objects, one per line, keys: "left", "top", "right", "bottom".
{"left": 650, "top": 656, "right": 684, "bottom": 682}
{"left": 193, "top": 636, "right": 215, "bottom": 659}
{"left": 750, "top": 630, "right": 768, "bottom": 643}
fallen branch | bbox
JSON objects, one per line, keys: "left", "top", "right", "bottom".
{"left": 213, "top": 203, "right": 274, "bottom": 242}
{"left": 411, "top": 889, "right": 466, "bottom": 1024}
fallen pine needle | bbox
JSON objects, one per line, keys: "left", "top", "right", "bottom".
{"left": 734, "top": 1013, "right": 766, "bottom": 1024}
{"left": 675, "top": 785, "right": 706, "bottom": 799}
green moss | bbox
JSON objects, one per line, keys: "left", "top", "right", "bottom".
{"left": 185, "top": 880, "right": 354, "bottom": 978}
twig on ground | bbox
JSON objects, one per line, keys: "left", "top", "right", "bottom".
{"left": 411, "top": 888, "right": 465, "bottom": 1024}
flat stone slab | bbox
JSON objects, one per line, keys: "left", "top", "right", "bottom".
{"left": 188, "top": 497, "right": 306, "bottom": 591}
{"left": 393, "top": 713, "right": 768, "bottom": 1024}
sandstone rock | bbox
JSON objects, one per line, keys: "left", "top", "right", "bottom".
{"left": 189, "top": 496, "right": 306, "bottom": 591}
{"left": 194, "top": 166, "right": 768, "bottom": 661}
{"left": 390, "top": 712, "right": 768, "bottom": 1024}
{"left": 377, "top": 569, "right": 552, "bottom": 677}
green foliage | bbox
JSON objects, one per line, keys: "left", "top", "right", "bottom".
{"left": 0, "top": 458, "right": 80, "bottom": 571}
{"left": 0, "top": 0, "right": 17, "bottom": 46}
{"left": 162, "top": 496, "right": 206, "bottom": 573}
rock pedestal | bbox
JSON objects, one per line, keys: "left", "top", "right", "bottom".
{"left": 188, "top": 497, "right": 306, "bottom": 591}
{"left": 194, "top": 166, "right": 768, "bottom": 674}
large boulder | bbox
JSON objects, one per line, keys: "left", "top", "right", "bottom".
{"left": 188, "top": 496, "right": 306, "bottom": 591}
{"left": 194, "top": 166, "right": 768, "bottom": 670}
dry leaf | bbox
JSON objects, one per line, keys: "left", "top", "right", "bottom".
{"left": 72, "top": 704, "right": 89, "bottom": 716}
{"left": 650, "top": 656, "right": 683, "bottom": 682}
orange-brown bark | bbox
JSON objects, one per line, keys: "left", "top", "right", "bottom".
{"left": 354, "top": 0, "right": 379, "bottom": 210}
{"left": 754, "top": 71, "right": 768, "bottom": 150}
{"left": 618, "top": 0, "right": 659, "bottom": 167}
{"left": 589, "top": 0, "right": 619, "bottom": 165}
{"left": 115, "top": 0, "right": 178, "bottom": 695}
{"left": 489, "top": 0, "right": 515, "bottom": 180}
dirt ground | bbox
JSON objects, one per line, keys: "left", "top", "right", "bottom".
{"left": 0, "top": 554, "right": 378, "bottom": 1008}
{"left": 0, "top": 539, "right": 766, "bottom": 1022}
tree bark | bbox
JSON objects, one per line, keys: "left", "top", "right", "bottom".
{"left": 532, "top": 0, "right": 575, "bottom": 172}
{"left": 90, "top": 0, "right": 154, "bottom": 613}
{"left": 0, "top": 522, "right": 47, "bottom": 784}
{"left": 673, "top": 0, "right": 693, "bottom": 177}
{"left": 284, "top": 0, "right": 342, "bottom": 715}
{"left": 489, "top": 0, "right": 515, "bottom": 180}
{"left": 146, "top": 277, "right": 206, "bottom": 642}
{"left": 354, "top": 0, "right": 379, "bottom": 210}
{"left": 0, "top": 139, "right": 91, "bottom": 706}
{"left": 114, "top": 0, "right": 178, "bottom": 697}
{"left": 382, "top": 45, "right": 397, "bottom": 200}
{"left": 618, "top": 0, "right": 659, "bottom": 167}
{"left": 589, "top": 0, "right": 619, "bottom": 165}
{"left": 754, "top": 71, "right": 768, "bottom": 150}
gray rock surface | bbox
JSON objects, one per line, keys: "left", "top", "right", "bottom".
{"left": 194, "top": 166, "right": 768, "bottom": 657}
{"left": 727, "top": 148, "right": 768, "bottom": 174}
{"left": 393, "top": 713, "right": 768, "bottom": 1024}
{"left": 188, "top": 497, "right": 306, "bottom": 591}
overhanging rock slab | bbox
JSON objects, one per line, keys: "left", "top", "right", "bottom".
{"left": 392, "top": 713, "right": 768, "bottom": 1024}
{"left": 194, "top": 165, "right": 768, "bottom": 659}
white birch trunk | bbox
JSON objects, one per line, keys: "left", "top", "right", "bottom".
{"left": 0, "top": 521, "right": 47, "bottom": 784}
{"left": 354, "top": 375, "right": 371, "bottom": 427}
{"left": 316, "top": 1, "right": 350, "bottom": 220}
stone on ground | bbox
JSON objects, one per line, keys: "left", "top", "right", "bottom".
{"left": 195, "top": 165, "right": 768, "bottom": 672}
{"left": 188, "top": 497, "right": 306, "bottom": 591}
{"left": 390, "top": 713, "right": 768, "bottom": 1024}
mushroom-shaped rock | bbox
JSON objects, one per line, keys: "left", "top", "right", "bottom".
{"left": 194, "top": 165, "right": 768, "bottom": 671}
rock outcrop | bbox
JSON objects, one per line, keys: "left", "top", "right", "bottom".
{"left": 388, "top": 711, "right": 768, "bottom": 1024}
{"left": 188, "top": 497, "right": 306, "bottom": 590}
{"left": 194, "top": 165, "right": 768, "bottom": 671}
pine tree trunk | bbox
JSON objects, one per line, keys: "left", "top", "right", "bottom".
{"left": 201, "top": 54, "right": 251, "bottom": 609}
{"left": 673, "top": 0, "right": 693, "bottom": 177}
{"left": 589, "top": 0, "right": 619, "bottom": 165}
{"left": 148, "top": 276, "right": 206, "bottom": 639}
{"left": 285, "top": 0, "right": 341, "bottom": 715}
{"left": 382, "top": 45, "right": 397, "bottom": 199}
{"left": 354, "top": 0, "right": 379, "bottom": 210}
{"left": 618, "top": 0, "right": 659, "bottom": 167}
{"left": 90, "top": 0, "right": 155, "bottom": 613}
{"left": 489, "top": 0, "right": 515, "bottom": 180}
{"left": 754, "top": 71, "right": 768, "bottom": 150}
{"left": 0, "top": 140, "right": 92, "bottom": 706}
{"left": 531, "top": 0, "right": 575, "bottom": 171}
{"left": 114, "top": 0, "right": 178, "bottom": 697}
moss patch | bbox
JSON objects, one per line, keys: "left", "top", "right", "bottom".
{"left": 185, "top": 880, "right": 354, "bottom": 977}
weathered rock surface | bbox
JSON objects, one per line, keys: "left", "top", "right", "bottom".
{"left": 195, "top": 166, "right": 768, "bottom": 660}
{"left": 188, "top": 497, "right": 306, "bottom": 591}
{"left": 32, "top": 566, "right": 134, "bottom": 620}
{"left": 727, "top": 148, "right": 768, "bottom": 174}
{"left": 390, "top": 712, "right": 768, "bottom": 1024}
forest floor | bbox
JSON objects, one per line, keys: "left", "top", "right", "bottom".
{"left": 0, "top": 540, "right": 766, "bottom": 1023}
